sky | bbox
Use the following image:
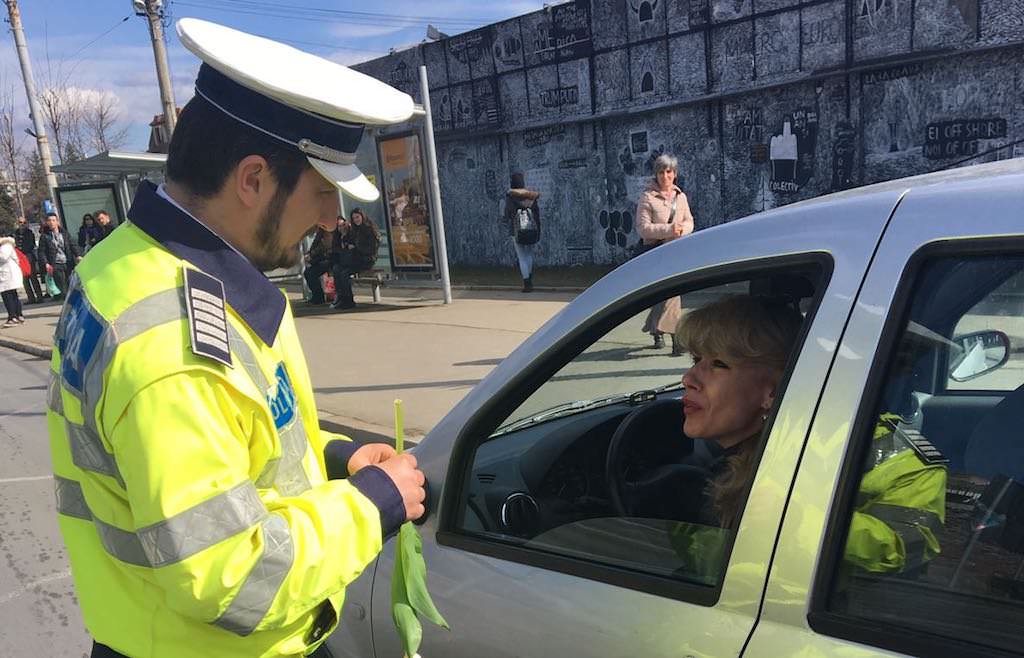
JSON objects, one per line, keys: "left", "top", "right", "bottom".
{"left": 1, "top": 0, "right": 548, "bottom": 156}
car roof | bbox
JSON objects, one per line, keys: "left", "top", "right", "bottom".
{"left": 786, "top": 158, "right": 1024, "bottom": 209}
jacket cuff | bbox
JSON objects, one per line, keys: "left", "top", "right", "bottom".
{"left": 348, "top": 465, "right": 405, "bottom": 540}
{"left": 324, "top": 439, "right": 361, "bottom": 479}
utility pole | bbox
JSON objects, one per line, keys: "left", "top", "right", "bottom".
{"left": 4, "top": 0, "right": 58, "bottom": 206}
{"left": 143, "top": 0, "right": 177, "bottom": 134}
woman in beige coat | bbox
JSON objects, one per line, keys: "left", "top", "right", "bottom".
{"left": 636, "top": 153, "right": 694, "bottom": 354}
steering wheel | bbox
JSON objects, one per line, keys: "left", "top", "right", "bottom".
{"left": 605, "top": 398, "right": 709, "bottom": 517}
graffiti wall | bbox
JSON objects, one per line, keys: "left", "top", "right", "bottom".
{"left": 356, "top": 0, "right": 1024, "bottom": 267}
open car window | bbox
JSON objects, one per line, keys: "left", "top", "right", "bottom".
{"left": 455, "top": 266, "right": 822, "bottom": 600}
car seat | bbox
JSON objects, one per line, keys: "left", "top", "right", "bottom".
{"left": 964, "top": 383, "right": 1024, "bottom": 482}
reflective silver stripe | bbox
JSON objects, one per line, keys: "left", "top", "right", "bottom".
{"left": 224, "top": 321, "right": 312, "bottom": 496}
{"left": 212, "top": 514, "right": 295, "bottom": 636}
{"left": 225, "top": 323, "right": 270, "bottom": 394}
{"left": 95, "top": 516, "right": 151, "bottom": 567}
{"left": 47, "top": 372, "right": 64, "bottom": 416}
{"left": 224, "top": 323, "right": 290, "bottom": 492}
{"left": 66, "top": 421, "right": 124, "bottom": 487}
{"left": 136, "top": 481, "right": 267, "bottom": 568}
{"left": 274, "top": 420, "right": 313, "bottom": 497}
{"left": 870, "top": 503, "right": 943, "bottom": 537}
{"left": 54, "top": 476, "right": 268, "bottom": 568}
{"left": 55, "top": 475, "right": 92, "bottom": 521}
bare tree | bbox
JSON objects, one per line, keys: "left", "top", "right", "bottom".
{"left": 83, "top": 91, "right": 128, "bottom": 153}
{"left": 38, "top": 83, "right": 86, "bottom": 164}
{"left": 0, "top": 80, "right": 25, "bottom": 217}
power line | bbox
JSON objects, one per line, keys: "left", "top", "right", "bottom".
{"left": 66, "top": 14, "right": 132, "bottom": 62}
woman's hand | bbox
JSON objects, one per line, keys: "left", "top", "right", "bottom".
{"left": 673, "top": 223, "right": 686, "bottom": 237}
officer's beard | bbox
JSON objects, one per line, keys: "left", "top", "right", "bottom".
{"left": 251, "top": 185, "right": 300, "bottom": 272}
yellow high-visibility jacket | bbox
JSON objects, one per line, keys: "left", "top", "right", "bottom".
{"left": 844, "top": 414, "right": 948, "bottom": 573}
{"left": 47, "top": 182, "right": 404, "bottom": 658}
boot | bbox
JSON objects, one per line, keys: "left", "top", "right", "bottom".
{"left": 522, "top": 276, "right": 533, "bottom": 293}
{"left": 652, "top": 334, "right": 664, "bottom": 349}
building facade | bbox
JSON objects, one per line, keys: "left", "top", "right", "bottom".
{"left": 354, "top": 0, "right": 1024, "bottom": 267}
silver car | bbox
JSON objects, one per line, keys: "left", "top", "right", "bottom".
{"left": 330, "top": 160, "right": 1024, "bottom": 658}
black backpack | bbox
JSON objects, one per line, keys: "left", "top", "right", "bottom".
{"left": 514, "top": 206, "right": 539, "bottom": 245}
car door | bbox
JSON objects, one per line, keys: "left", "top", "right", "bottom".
{"left": 329, "top": 189, "right": 903, "bottom": 658}
{"left": 746, "top": 164, "right": 1024, "bottom": 658}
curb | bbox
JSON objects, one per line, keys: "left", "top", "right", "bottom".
{"left": 0, "top": 336, "right": 52, "bottom": 359}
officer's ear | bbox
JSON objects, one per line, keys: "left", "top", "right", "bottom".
{"left": 234, "top": 155, "right": 272, "bottom": 210}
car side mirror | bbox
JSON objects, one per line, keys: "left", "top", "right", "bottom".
{"left": 949, "top": 330, "right": 1011, "bottom": 382}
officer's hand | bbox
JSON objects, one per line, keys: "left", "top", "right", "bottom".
{"left": 348, "top": 442, "right": 396, "bottom": 474}
{"left": 376, "top": 453, "right": 426, "bottom": 522}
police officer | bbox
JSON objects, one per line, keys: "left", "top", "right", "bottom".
{"left": 47, "top": 19, "right": 425, "bottom": 658}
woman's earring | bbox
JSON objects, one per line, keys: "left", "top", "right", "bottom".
{"left": 761, "top": 412, "right": 769, "bottom": 422}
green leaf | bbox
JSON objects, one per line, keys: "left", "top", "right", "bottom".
{"left": 398, "top": 524, "right": 450, "bottom": 630}
{"left": 391, "top": 536, "right": 422, "bottom": 657}
{"left": 392, "top": 601, "right": 422, "bottom": 658}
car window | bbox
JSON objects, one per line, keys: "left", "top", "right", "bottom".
{"left": 824, "top": 255, "right": 1024, "bottom": 656}
{"left": 948, "top": 269, "right": 1024, "bottom": 391}
{"left": 456, "top": 267, "right": 820, "bottom": 597}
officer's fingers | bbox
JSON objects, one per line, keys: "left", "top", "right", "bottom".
{"left": 399, "top": 453, "right": 418, "bottom": 469}
{"left": 413, "top": 469, "right": 426, "bottom": 487}
{"left": 407, "top": 503, "right": 425, "bottom": 522}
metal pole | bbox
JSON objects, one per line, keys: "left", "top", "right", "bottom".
{"left": 4, "top": 0, "right": 58, "bottom": 203}
{"left": 418, "top": 65, "right": 452, "bottom": 305}
{"left": 145, "top": 0, "right": 177, "bottom": 134}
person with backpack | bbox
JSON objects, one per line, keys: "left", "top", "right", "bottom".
{"left": 502, "top": 172, "right": 541, "bottom": 292}
{"left": 0, "top": 234, "right": 26, "bottom": 326}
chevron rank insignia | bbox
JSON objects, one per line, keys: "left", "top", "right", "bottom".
{"left": 183, "top": 266, "right": 233, "bottom": 367}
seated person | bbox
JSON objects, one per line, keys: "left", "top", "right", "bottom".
{"left": 675, "top": 294, "right": 803, "bottom": 529}
{"left": 670, "top": 295, "right": 946, "bottom": 576}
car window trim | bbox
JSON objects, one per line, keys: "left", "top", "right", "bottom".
{"left": 437, "top": 253, "right": 834, "bottom": 607}
{"left": 808, "top": 237, "right": 1024, "bottom": 658}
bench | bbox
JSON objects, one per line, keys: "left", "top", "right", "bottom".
{"left": 322, "top": 270, "right": 387, "bottom": 304}
{"left": 352, "top": 270, "right": 387, "bottom": 303}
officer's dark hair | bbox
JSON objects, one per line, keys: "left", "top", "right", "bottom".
{"left": 166, "top": 95, "right": 311, "bottom": 200}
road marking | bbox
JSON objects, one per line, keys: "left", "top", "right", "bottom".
{"left": 0, "top": 570, "right": 72, "bottom": 605}
{"left": 0, "top": 475, "right": 52, "bottom": 484}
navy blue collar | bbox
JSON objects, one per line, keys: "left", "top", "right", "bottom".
{"left": 127, "top": 181, "right": 286, "bottom": 346}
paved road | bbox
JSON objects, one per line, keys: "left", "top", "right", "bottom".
{"left": 0, "top": 349, "right": 90, "bottom": 657}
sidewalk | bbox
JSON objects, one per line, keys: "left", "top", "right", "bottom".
{"left": 0, "top": 284, "right": 575, "bottom": 442}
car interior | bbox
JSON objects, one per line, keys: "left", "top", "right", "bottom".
{"left": 828, "top": 256, "right": 1024, "bottom": 653}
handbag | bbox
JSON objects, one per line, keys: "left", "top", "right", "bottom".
{"left": 630, "top": 193, "right": 678, "bottom": 259}
{"left": 45, "top": 273, "right": 61, "bottom": 297}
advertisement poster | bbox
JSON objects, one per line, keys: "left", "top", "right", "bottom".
{"left": 378, "top": 133, "right": 435, "bottom": 269}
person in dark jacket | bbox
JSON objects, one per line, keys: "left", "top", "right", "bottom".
{"left": 13, "top": 216, "right": 43, "bottom": 303}
{"left": 330, "top": 208, "right": 380, "bottom": 310}
{"left": 302, "top": 224, "right": 334, "bottom": 305}
{"left": 38, "top": 213, "right": 79, "bottom": 301}
{"left": 78, "top": 214, "right": 103, "bottom": 253}
{"left": 94, "top": 209, "right": 116, "bottom": 241}
{"left": 501, "top": 172, "right": 541, "bottom": 292}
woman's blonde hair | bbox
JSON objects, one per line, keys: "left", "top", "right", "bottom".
{"left": 675, "top": 295, "right": 803, "bottom": 527}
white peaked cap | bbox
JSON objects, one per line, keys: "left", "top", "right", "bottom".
{"left": 176, "top": 18, "right": 415, "bottom": 201}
